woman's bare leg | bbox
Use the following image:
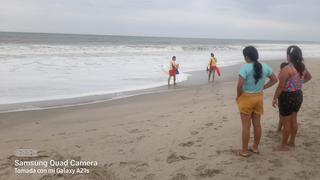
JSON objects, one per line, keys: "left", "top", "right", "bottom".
{"left": 173, "top": 76, "right": 176, "bottom": 85}
{"left": 212, "top": 70, "right": 216, "bottom": 82}
{"left": 280, "top": 115, "right": 292, "bottom": 151}
{"left": 168, "top": 77, "right": 171, "bottom": 86}
{"left": 277, "top": 115, "right": 283, "bottom": 132}
{"left": 288, "top": 112, "right": 298, "bottom": 146}
{"left": 251, "top": 113, "right": 261, "bottom": 151}
{"left": 208, "top": 70, "right": 212, "bottom": 81}
{"left": 241, "top": 113, "right": 251, "bottom": 155}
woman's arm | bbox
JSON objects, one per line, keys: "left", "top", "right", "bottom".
{"left": 272, "top": 69, "right": 289, "bottom": 107}
{"left": 264, "top": 73, "right": 278, "bottom": 90}
{"left": 303, "top": 68, "right": 312, "bottom": 83}
{"left": 236, "top": 75, "right": 244, "bottom": 100}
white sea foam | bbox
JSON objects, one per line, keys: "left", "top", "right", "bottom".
{"left": 0, "top": 33, "right": 320, "bottom": 107}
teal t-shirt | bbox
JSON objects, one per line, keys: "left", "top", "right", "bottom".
{"left": 239, "top": 63, "right": 273, "bottom": 93}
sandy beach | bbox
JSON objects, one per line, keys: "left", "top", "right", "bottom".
{"left": 0, "top": 59, "right": 319, "bottom": 180}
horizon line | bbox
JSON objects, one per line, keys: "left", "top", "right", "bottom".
{"left": 0, "top": 30, "right": 318, "bottom": 44}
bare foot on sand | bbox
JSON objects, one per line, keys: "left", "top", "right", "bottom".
{"left": 238, "top": 151, "right": 250, "bottom": 158}
{"left": 248, "top": 147, "right": 260, "bottom": 154}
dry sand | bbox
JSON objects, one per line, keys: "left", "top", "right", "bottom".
{"left": 0, "top": 59, "right": 319, "bottom": 180}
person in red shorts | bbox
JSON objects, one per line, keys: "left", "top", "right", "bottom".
{"left": 207, "top": 53, "right": 221, "bottom": 82}
{"left": 168, "top": 56, "right": 179, "bottom": 86}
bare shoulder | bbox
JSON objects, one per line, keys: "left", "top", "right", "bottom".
{"left": 281, "top": 65, "right": 292, "bottom": 73}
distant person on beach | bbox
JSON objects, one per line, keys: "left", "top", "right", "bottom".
{"left": 272, "top": 45, "right": 312, "bottom": 151}
{"left": 236, "top": 46, "right": 277, "bottom": 157}
{"left": 207, "top": 53, "right": 221, "bottom": 82}
{"left": 276, "top": 62, "right": 289, "bottom": 132}
{"left": 168, "top": 56, "right": 179, "bottom": 86}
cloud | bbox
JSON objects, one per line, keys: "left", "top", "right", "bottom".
{"left": 0, "top": 0, "right": 319, "bottom": 41}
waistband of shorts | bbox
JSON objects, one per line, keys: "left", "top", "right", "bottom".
{"left": 281, "top": 89, "right": 302, "bottom": 93}
{"left": 241, "top": 92, "right": 263, "bottom": 96}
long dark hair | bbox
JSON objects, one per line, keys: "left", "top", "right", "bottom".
{"left": 243, "top": 46, "right": 262, "bottom": 84}
{"left": 287, "top": 45, "right": 305, "bottom": 77}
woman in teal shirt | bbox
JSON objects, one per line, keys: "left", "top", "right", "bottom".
{"left": 236, "top": 46, "right": 277, "bottom": 157}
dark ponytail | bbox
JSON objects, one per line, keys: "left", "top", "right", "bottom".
{"left": 243, "top": 46, "right": 262, "bottom": 84}
{"left": 287, "top": 45, "right": 305, "bottom": 77}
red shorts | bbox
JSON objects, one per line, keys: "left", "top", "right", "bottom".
{"left": 210, "top": 65, "right": 221, "bottom": 76}
{"left": 169, "top": 69, "right": 176, "bottom": 77}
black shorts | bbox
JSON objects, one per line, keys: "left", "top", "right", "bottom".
{"left": 278, "top": 90, "right": 303, "bottom": 116}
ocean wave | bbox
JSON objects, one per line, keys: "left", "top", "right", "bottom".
{"left": 2, "top": 43, "right": 320, "bottom": 58}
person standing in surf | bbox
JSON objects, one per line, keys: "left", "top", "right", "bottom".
{"left": 236, "top": 46, "right": 277, "bottom": 157}
{"left": 168, "top": 56, "right": 179, "bottom": 86}
{"left": 207, "top": 53, "right": 221, "bottom": 82}
{"left": 272, "top": 45, "right": 312, "bottom": 151}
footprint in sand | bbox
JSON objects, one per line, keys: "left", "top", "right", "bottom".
{"left": 5, "top": 139, "right": 19, "bottom": 143}
{"left": 302, "top": 142, "right": 313, "bottom": 147}
{"left": 143, "top": 173, "right": 156, "bottom": 180}
{"left": 195, "top": 165, "right": 222, "bottom": 178}
{"left": 268, "top": 159, "right": 283, "bottom": 168}
{"left": 120, "top": 161, "right": 149, "bottom": 173}
{"left": 265, "top": 130, "right": 279, "bottom": 139}
{"left": 137, "top": 135, "right": 146, "bottom": 141}
{"left": 85, "top": 129, "right": 97, "bottom": 132}
{"left": 179, "top": 141, "right": 194, "bottom": 147}
{"left": 171, "top": 173, "right": 188, "bottom": 180}
{"left": 129, "top": 162, "right": 149, "bottom": 173}
{"left": 128, "top": 129, "right": 142, "bottom": 134}
{"left": 190, "top": 131, "right": 199, "bottom": 135}
{"left": 205, "top": 122, "right": 214, "bottom": 126}
{"left": 218, "top": 160, "right": 232, "bottom": 166}
{"left": 160, "top": 114, "right": 171, "bottom": 118}
{"left": 196, "top": 137, "right": 204, "bottom": 143}
{"left": 268, "top": 177, "right": 282, "bottom": 180}
{"left": 167, "top": 153, "right": 193, "bottom": 164}
{"left": 216, "top": 149, "right": 238, "bottom": 155}
{"left": 294, "top": 170, "right": 313, "bottom": 180}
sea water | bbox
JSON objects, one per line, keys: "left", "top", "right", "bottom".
{"left": 0, "top": 32, "right": 319, "bottom": 109}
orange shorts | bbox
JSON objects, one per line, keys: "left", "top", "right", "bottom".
{"left": 237, "top": 93, "right": 264, "bottom": 115}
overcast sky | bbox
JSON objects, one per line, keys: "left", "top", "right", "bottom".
{"left": 0, "top": 0, "right": 319, "bottom": 41}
